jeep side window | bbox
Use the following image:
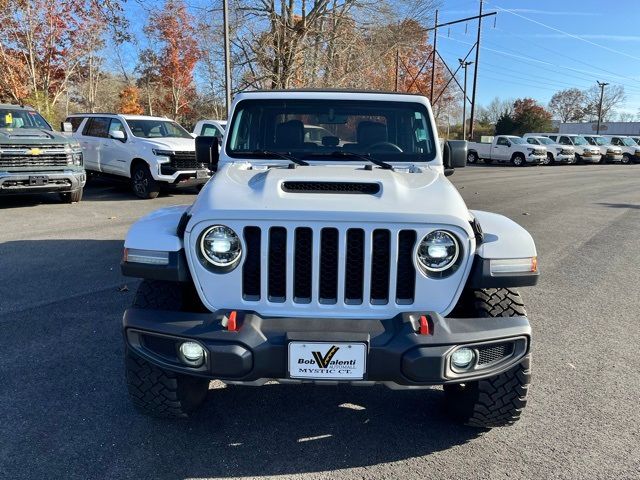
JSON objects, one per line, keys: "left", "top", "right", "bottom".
{"left": 83, "top": 117, "right": 110, "bottom": 138}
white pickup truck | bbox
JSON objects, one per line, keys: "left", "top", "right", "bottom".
{"left": 601, "top": 135, "right": 640, "bottom": 164}
{"left": 543, "top": 134, "right": 601, "bottom": 164}
{"left": 522, "top": 135, "right": 575, "bottom": 165}
{"left": 582, "top": 135, "right": 623, "bottom": 163}
{"left": 467, "top": 135, "right": 546, "bottom": 166}
{"left": 192, "top": 120, "right": 226, "bottom": 139}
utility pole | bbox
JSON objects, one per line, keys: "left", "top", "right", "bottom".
{"left": 596, "top": 81, "right": 609, "bottom": 134}
{"left": 222, "top": 0, "right": 232, "bottom": 118}
{"left": 395, "top": 48, "right": 400, "bottom": 92}
{"left": 468, "top": 0, "right": 483, "bottom": 141}
{"left": 459, "top": 59, "right": 473, "bottom": 140}
{"left": 429, "top": 9, "right": 439, "bottom": 102}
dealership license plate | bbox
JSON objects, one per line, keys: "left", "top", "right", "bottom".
{"left": 29, "top": 175, "right": 48, "bottom": 186}
{"left": 196, "top": 169, "right": 209, "bottom": 179}
{"left": 288, "top": 342, "right": 367, "bottom": 380}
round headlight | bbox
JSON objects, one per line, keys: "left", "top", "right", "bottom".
{"left": 417, "top": 230, "right": 460, "bottom": 273}
{"left": 200, "top": 225, "right": 242, "bottom": 267}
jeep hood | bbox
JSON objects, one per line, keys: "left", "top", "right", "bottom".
{"left": 188, "top": 164, "right": 472, "bottom": 231}
{"left": 0, "top": 128, "right": 70, "bottom": 144}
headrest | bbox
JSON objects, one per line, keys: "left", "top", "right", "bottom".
{"left": 357, "top": 121, "right": 387, "bottom": 146}
{"left": 275, "top": 120, "right": 304, "bottom": 149}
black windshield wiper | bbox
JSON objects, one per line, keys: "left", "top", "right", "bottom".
{"left": 249, "top": 150, "right": 308, "bottom": 166}
{"left": 305, "top": 151, "right": 393, "bottom": 170}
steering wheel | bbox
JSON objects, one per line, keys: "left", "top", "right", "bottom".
{"left": 368, "top": 141, "right": 403, "bottom": 153}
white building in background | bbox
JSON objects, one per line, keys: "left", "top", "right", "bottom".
{"left": 559, "top": 122, "right": 640, "bottom": 135}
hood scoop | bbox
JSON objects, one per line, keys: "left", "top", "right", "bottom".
{"left": 281, "top": 181, "right": 381, "bottom": 195}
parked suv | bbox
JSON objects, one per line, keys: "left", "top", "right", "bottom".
{"left": 601, "top": 135, "right": 640, "bottom": 164}
{"left": 67, "top": 114, "right": 212, "bottom": 199}
{"left": 120, "top": 90, "right": 538, "bottom": 428}
{"left": 522, "top": 135, "right": 574, "bottom": 164}
{"left": 582, "top": 135, "right": 623, "bottom": 163}
{"left": 1, "top": 104, "right": 85, "bottom": 202}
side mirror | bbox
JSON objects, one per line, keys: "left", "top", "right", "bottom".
{"left": 110, "top": 130, "right": 126, "bottom": 141}
{"left": 196, "top": 135, "right": 219, "bottom": 172}
{"left": 61, "top": 121, "right": 73, "bottom": 133}
{"left": 506, "top": 141, "right": 512, "bottom": 147}
{"left": 443, "top": 140, "right": 467, "bottom": 173}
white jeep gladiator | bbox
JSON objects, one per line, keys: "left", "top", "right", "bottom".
{"left": 120, "top": 90, "right": 539, "bottom": 428}
{"left": 467, "top": 135, "right": 546, "bottom": 166}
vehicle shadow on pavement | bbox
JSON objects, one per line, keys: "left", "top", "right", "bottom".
{"left": 0, "top": 239, "right": 482, "bottom": 480}
{"left": 598, "top": 202, "right": 640, "bottom": 210}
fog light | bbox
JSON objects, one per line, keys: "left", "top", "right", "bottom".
{"left": 451, "top": 347, "right": 475, "bottom": 369}
{"left": 179, "top": 341, "right": 205, "bottom": 366}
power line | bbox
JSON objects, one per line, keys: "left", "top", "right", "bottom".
{"left": 486, "top": 1, "right": 640, "bottom": 63}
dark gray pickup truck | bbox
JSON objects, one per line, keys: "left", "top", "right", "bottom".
{"left": 0, "top": 104, "right": 85, "bottom": 203}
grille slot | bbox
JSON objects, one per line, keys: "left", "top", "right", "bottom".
{"left": 370, "top": 229, "right": 391, "bottom": 304}
{"left": 344, "top": 229, "right": 365, "bottom": 304}
{"left": 477, "top": 342, "right": 514, "bottom": 365}
{"left": 282, "top": 181, "right": 380, "bottom": 194}
{"left": 293, "top": 228, "right": 313, "bottom": 303}
{"left": 395, "top": 230, "right": 416, "bottom": 304}
{"left": 268, "top": 227, "right": 287, "bottom": 302}
{"left": 242, "top": 227, "right": 261, "bottom": 300}
{"left": 319, "top": 228, "right": 339, "bottom": 303}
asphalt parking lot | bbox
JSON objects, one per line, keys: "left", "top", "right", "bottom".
{"left": 1, "top": 165, "right": 639, "bottom": 480}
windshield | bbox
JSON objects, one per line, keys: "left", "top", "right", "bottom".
{"left": 227, "top": 99, "right": 436, "bottom": 163}
{"left": 573, "top": 136, "right": 588, "bottom": 145}
{"left": 0, "top": 108, "right": 52, "bottom": 130}
{"left": 126, "top": 119, "right": 192, "bottom": 139}
{"left": 631, "top": 137, "right": 640, "bottom": 145}
{"left": 621, "top": 137, "right": 637, "bottom": 147}
{"left": 592, "top": 137, "right": 608, "bottom": 146}
{"left": 510, "top": 137, "right": 526, "bottom": 144}
{"left": 537, "top": 137, "right": 553, "bottom": 145}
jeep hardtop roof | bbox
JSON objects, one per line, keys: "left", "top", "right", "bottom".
{"left": 233, "top": 89, "right": 428, "bottom": 104}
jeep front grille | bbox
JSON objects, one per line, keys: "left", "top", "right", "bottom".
{"left": 242, "top": 226, "right": 416, "bottom": 305}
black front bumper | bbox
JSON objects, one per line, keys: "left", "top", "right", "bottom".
{"left": 123, "top": 309, "right": 531, "bottom": 386}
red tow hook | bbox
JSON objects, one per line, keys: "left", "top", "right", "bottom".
{"left": 418, "top": 315, "right": 432, "bottom": 335}
{"left": 222, "top": 310, "right": 238, "bottom": 332}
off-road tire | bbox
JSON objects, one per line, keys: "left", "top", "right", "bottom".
{"left": 511, "top": 154, "right": 525, "bottom": 167}
{"left": 59, "top": 187, "right": 83, "bottom": 203}
{"left": 125, "top": 349, "right": 209, "bottom": 418}
{"left": 467, "top": 152, "right": 478, "bottom": 164}
{"left": 125, "top": 279, "right": 209, "bottom": 417}
{"left": 445, "top": 288, "right": 530, "bottom": 428}
{"left": 131, "top": 163, "right": 160, "bottom": 199}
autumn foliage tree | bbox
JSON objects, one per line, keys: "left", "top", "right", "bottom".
{"left": 118, "top": 85, "right": 143, "bottom": 114}
{"left": 144, "top": 0, "right": 200, "bottom": 121}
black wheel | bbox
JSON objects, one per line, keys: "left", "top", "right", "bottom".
{"left": 131, "top": 162, "right": 160, "bottom": 199}
{"left": 511, "top": 154, "right": 526, "bottom": 167}
{"left": 622, "top": 153, "right": 631, "bottom": 165}
{"left": 543, "top": 153, "right": 553, "bottom": 166}
{"left": 59, "top": 187, "right": 83, "bottom": 203}
{"left": 467, "top": 152, "right": 478, "bottom": 164}
{"left": 445, "top": 288, "right": 531, "bottom": 428}
{"left": 125, "top": 280, "right": 209, "bottom": 418}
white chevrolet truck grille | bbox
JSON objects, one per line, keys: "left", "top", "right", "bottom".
{"left": 241, "top": 225, "right": 417, "bottom": 306}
